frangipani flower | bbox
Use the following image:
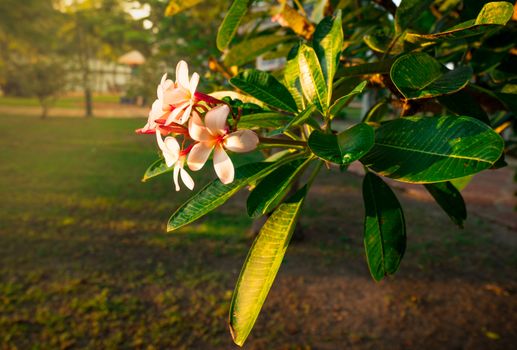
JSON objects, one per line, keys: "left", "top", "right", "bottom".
{"left": 156, "top": 131, "right": 194, "bottom": 192}
{"left": 187, "top": 105, "right": 259, "bottom": 184}
{"left": 137, "top": 61, "right": 200, "bottom": 134}
{"left": 137, "top": 73, "right": 175, "bottom": 134}
{"left": 163, "top": 60, "right": 199, "bottom": 126}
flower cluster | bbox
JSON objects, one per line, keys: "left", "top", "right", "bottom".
{"left": 137, "top": 61, "right": 259, "bottom": 191}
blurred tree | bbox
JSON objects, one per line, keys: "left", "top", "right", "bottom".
{"left": 57, "top": 0, "right": 151, "bottom": 117}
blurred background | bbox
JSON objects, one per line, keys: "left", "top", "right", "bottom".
{"left": 0, "top": 0, "right": 516, "bottom": 349}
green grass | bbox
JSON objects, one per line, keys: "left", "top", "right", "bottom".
{"left": 0, "top": 94, "right": 120, "bottom": 109}
{"left": 0, "top": 114, "right": 256, "bottom": 348}
{"left": 1, "top": 114, "right": 515, "bottom": 349}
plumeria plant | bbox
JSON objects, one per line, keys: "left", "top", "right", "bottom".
{"left": 138, "top": 0, "right": 516, "bottom": 346}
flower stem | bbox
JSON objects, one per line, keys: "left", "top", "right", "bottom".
{"left": 258, "top": 137, "right": 307, "bottom": 148}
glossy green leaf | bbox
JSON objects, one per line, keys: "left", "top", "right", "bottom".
{"left": 224, "top": 35, "right": 293, "bottom": 67}
{"left": 283, "top": 104, "right": 317, "bottom": 131}
{"left": 391, "top": 53, "right": 473, "bottom": 100}
{"left": 313, "top": 10, "right": 343, "bottom": 105}
{"left": 338, "top": 59, "right": 394, "bottom": 77}
{"left": 424, "top": 182, "right": 467, "bottom": 227}
{"left": 247, "top": 158, "right": 309, "bottom": 218}
{"left": 395, "top": 0, "right": 434, "bottom": 33}
{"left": 309, "top": 123, "right": 374, "bottom": 165}
{"left": 283, "top": 45, "right": 305, "bottom": 111}
{"left": 217, "top": 0, "right": 254, "bottom": 51}
{"left": 364, "top": 32, "right": 405, "bottom": 55}
{"left": 141, "top": 158, "right": 172, "bottom": 182}
{"left": 238, "top": 113, "right": 292, "bottom": 129}
{"left": 362, "top": 99, "right": 389, "bottom": 123}
{"left": 405, "top": 2, "right": 514, "bottom": 44}
{"left": 167, "top": 161, "right": 282, "bottom": 231}
{"left": 298, "top": 44, "right": 328, "bottom": 115}
{"left": 229, "top": 186, "right": 307, "bottom": 346}
{"left": 329, "top": 81, "right": 367, "bottom": 118}
{"left": 230, "top": 69, "right": 298, "bottom": 112}
{"left": 363, "top": 172, "right": 406, "bottom": 282}
{"left": 360, "top": 116, "right": 504, "bottom": 183}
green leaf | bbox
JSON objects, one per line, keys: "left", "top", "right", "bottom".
{"left": 424, "top": 182, "right": 467, "bottom": 227}
{"left": 230, "top": 69, "right": 298, "bottom": 112}
{"left": 313, "top": 10, "right": 343, "bottom": 105}
{"left": 229, "top": 186, "right": 308, "bottom": 346}
{"left": 364, "top": 31, "right": 405, "bottom": 55}
{"left": 224, "top": 35, "right": 293, "bottom": 67}
{"left": 247, "top": 158, "right": 309, "bottom": 218}
{"left": 362, "top": 98, "right": 389, "bottom": 123}
{"left": 391, "top": 52, "right": 473, "bottom": 100}
{"left": 164, "top": 0, "right": 204, "bottom": 16}
{"left": 362, "top": 172, "right": 406, "bottom": 282}
{"left": 238, "top": 112, "right": 293, "bottom": 129}
{"left": 167, "top": 161, "right": 283, "bottom": 231}
{"left": 395, "top": 0, "right": 434, "bottom": 33}
{"left": 405, "top": 2, "right": 514, "bottom": 44}
{"left": 338, "top": 59, "right": 394, "bottom": 77}
{"left": 298, "top": 44, "right": 328, "bottom": 115}
{"left": 308, "top": 123, "right": 374, "bottom": 165}
{"left": 360, "top": 116, "right": 504, "bottom": 183}
{"left": 283, "top": 45, "right": 305, "bottom": 111}
{"left": 141, "top": 158, "right": 172, "bottom": 182}
{"left": 282, "top": 104, "right": 317, "bottom": 131}
{"left": 217, "top": 0, "right": 254, "bottom": 51}
{"left": 329, "top": 81, "right": 367, "bottom": 118}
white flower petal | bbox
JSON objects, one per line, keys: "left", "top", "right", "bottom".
{"left": 164, "top": 137, "right": 180, "bottom": 155}
{"left": 163, "top": 87, "right": 190, "bottom": 107}
{"left": 213, "top": 145, "right": 234, "bottom": 184}
{"left": 156, "top": 129, "right": 166, "bottom": 151}
{"left": 160, "top": 73, "right": 168, "bottom": 86}
{"left": 187, "top": 142, "right": 213, "bottom": 171}
{"left": 180, "top": 167, "right": 195, "bottom": 190}
{"left": 205, "top": 104, "right": 229, "bottom": 136}
{"left": 165, "top": 103, "right": 187, "bottom": 125}
{"left": 149, "top": 99, "right": 164, "bottom": 120}
{"left": 176, "top": 60, "right": 190, "bottom": 89}
{"left": 189, "top": 72, "right": 199, "bottom": 96}
{"left": 188, "top": 113, "right": 212, "bottom": 142}
{"left": 173, "top": 165, "right": 181, "bottom": 191}
{"left": 224, "top": 129, "right": 259, "bottom": 153}
{"left": 179, "top": 104, "right": 192, "bottom": 125}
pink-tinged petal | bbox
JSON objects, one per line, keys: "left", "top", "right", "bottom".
{"left": 224, "top": 129, "right": 259, "bottom": 153}
{"left": 156, "top": 129, "right": 166, "bottom": 151}
{"left": 178, "top": 104, "right": 192, "bottom": 125}
{"left": 176, "top": 60, "right": 190, "bottom": 89}
{"left": 189, "top": 72, "right": 199, "bottom": 96}
{"left": 160, "top": 73, "right": 168, "bottom": 86}
{"left": 163, "top": 87, "right": 189, "bottom": 107}
{"left": 188, "top": 113, "right": 212, "bottom": 142}
{"left": 173, "top": 165, "right": 181, "bottom": 191}
{"left": 187, "top": 142, "right": 213, "bottom": 171}
{"left": 165, "top": 103, "right": 187, "bottom": 125}
{"left": 149, "top": 99, "right": 165, "bottom": 120}
{"left": 180, "top": 167, "right": 195, "bottom": 190}
{"left": 164, "top": 136, "right": 180, "bottom": 155}
{"left": 205, "top": 104, "right": 229, "bottom": 136}
{"left": 213, "top": 145, "right": 234, "bottom": 184}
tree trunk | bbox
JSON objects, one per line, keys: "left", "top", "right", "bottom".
{"left": 85, "top": 86, "right": 93, "bottom": 117}
{"left": 41, "top": 105, "right": 48, "bottom": 119}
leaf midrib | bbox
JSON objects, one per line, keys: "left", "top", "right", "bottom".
{"left": 375, "top": 142, "right": 493, "bottom": 164}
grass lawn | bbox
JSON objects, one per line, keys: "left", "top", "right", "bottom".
{"left": 0, "top": 114, "right": 516, "bottom": 349}
{"left": 0, "top": 95, "right": 120, "bottom": 109}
